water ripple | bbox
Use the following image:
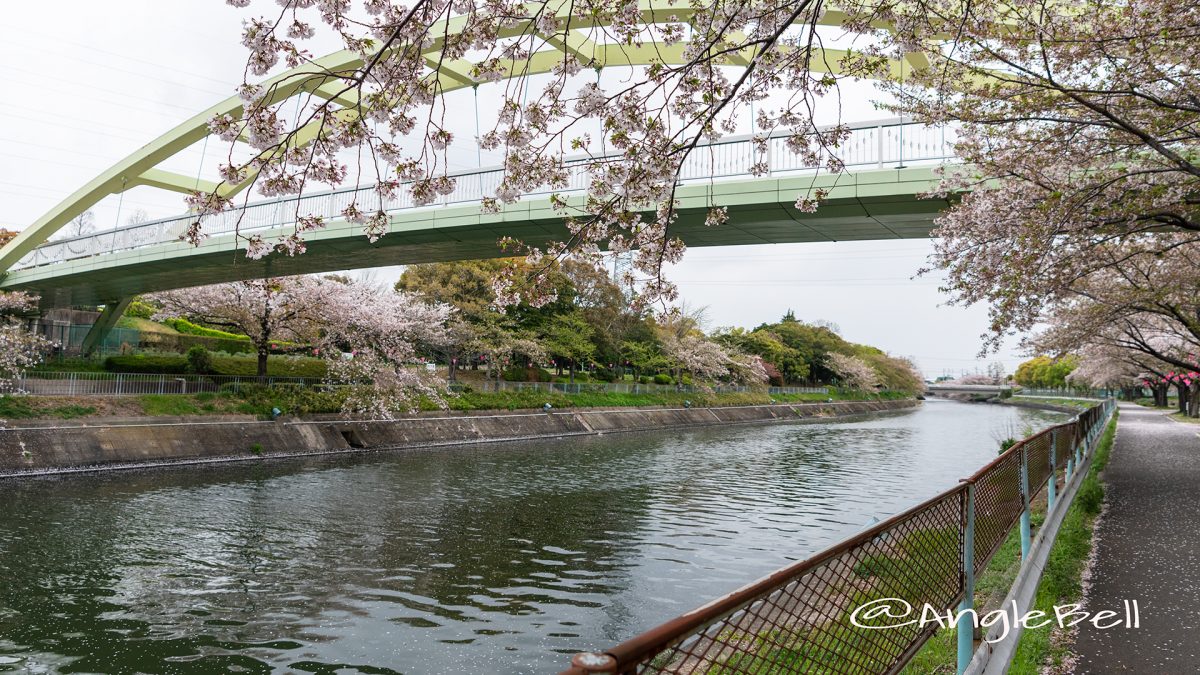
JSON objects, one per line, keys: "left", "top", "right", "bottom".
{"left": 0, "top": 402, "right": 1067, "bottom": 673}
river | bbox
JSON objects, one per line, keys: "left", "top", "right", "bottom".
{"left": 0, "top": 400, "right": 1069, "bottom": 674}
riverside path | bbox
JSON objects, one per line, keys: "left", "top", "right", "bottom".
{"left": 1073, "top": 402, "right": 1200, "bottom": 673}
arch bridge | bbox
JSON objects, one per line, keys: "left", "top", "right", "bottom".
{"left": 0, "top": 1, "right": 958, "bottom": 348}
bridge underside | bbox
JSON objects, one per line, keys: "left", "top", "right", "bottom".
{"left": 3, "top": 168, "right": 948, "bottom": 308}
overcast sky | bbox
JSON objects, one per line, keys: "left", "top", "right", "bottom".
{"left": 0, "top": 1, "right": 1031, "bottom": 378}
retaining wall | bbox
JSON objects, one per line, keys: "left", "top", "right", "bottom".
{"left": 0, "top": 399, "right": 919, "bottom": 477}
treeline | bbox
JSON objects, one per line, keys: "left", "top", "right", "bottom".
{"left": 1013, "top": 355, "right": 1077, "bottom": 389}
{"left": 397, "top": 259, "right": 924, "bottom": 393}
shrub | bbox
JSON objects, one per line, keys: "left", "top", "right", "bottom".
{"left": 186, "top": 345, "right": 214, "bottom": 374}
{"left": 124, "top": 298, "right": 157, "bottom": 319}
{"left": 653, "top": 373, "right": 673, "bottom": 385}
{"left": 593, "top": 366, "right": 618, "bottom": 382}
{"left": 210, "top": 355, "right": 326, "bottom": 378}
{"left": 162, "top": 317, "right": 247, "bottom": 341}
{"left": 638, "top": 376, "right": 650, "bottom": 384}
{"left": 105, "top": 354, "right": 189, "bottom": 374}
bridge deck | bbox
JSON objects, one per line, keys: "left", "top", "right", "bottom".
{"left": 4, "top": 167, "right": 947, "bottom": 308}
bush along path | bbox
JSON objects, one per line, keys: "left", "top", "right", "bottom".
{"left": 1071, "top": 403, "right": 1200, "bottom": 673}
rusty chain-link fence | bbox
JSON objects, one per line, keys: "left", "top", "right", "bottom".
{"left": 561, "top": 400, "right": 1114, "bottom": 675}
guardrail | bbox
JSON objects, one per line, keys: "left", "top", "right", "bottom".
{"left": 14, "top": 371, "right": 831, "bottom": 398}
{"left": 13, "top": 118, "right": 955, "bottom": 271}
{"left": 560, "top": 399, "right": 1117, "bottom": 675}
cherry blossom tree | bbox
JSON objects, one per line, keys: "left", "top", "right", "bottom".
{"left": 152, "top": 276, "right": 341, "bottom": 377}
{"left": 0, "top": 292, "right": 53, "bottom": 394}
{"left": 875, "top": 1, "right": 1200, "bottom": 349}
{"left": 204, "top": 0, "right": 931, "bottom": 308}
{"left": 318, "top": 282, "right": 453, "bottom": 417}
{"left": 826, "top": 352, "right": 879, "bottom": 392}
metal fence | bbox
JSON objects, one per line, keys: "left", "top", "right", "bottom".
{"left": 452, "top": 380, "right": 829, "bottom": 396}
{"left": 13, "top": 371, "right": 322, "bottom": 397}
{"left": 12, "top": 117, "right": 955, "bottom": 272}
{"left": 14, "top": 371, "right": 829, "bottom": 398}
{"left": 561, "top": 399, "right": 1116, "bottom": 675}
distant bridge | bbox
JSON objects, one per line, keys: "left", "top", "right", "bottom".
{"left": 925, "top": 384, "right": 1016, "bottom": 398}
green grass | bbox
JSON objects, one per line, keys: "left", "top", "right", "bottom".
{"left": 31, "top": 357, "right": 108, "bottom": 373}
{"left": 1011, "top": 396, "right": 1096, "bottom": 410}
{"left": 115, "top": 316, "right": 182, "bottom": 334}
{"left": 160, "top": 317, "right": 249, "bottom": 341}
{"left": 1167, "top": 412, "right": 1200, "bottom": 424}
{"left": 0, "top": 396, "right": 96, "bottom": 420}
{"left": 103, "top": 353, "right": 327, "bottom": 378}
{"left": 1010, "top": 413, "right": 1117, "bottom": 672}
{"left": 47, "top": 404, "right": 96, "bottom": 419}
{"left": 1, "top": 386, "right": 911, "bottom": 421}
{"left": 0, "top": 396, "right": 38, "bottom": 418}
{"left": 139, "top": 395, "right": 204, "bottom": 416}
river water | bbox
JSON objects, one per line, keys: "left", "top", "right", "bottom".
{"left": 0, "top": 400, "right": 1068, "bottom": 674}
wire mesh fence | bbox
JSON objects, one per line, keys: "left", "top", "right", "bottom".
{"left": 561, "top": 399, "right": 1116, "bottom": 675}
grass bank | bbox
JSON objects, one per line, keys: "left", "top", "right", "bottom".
{"left": 0, "top": 387, "right": 910, "bottom": 421}
{"left": 900, "top": 412, "right": 1117, "bottom": 673}
{"left": 1008, "top": 412, "right": 1116, "bottom": 672}
{"left": 1010, "top": 396, "right": 1097, "bottom": 410}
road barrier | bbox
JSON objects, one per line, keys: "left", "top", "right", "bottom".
{"left": 560, "top": 399, "right": 1116, "bottom": 675}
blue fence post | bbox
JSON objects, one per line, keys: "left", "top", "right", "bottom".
{"left": 1019, "top": 445, "right": 1032, "bottom": 559}
{"left": 956, "top": 483, "right": 976, "bottom": 674}
{"left": 1047, "top": 430, "right": 1057, "bottom": 510}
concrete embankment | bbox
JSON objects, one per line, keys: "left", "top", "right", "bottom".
{"left": 0, "top": 399, "right": 918, "bottom": 477}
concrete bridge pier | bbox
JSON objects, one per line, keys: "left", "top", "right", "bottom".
{"left": 80, "top": 297, "right": 132, "bottom": 356}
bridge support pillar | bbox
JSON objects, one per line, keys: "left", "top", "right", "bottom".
{"left": 81, "top": 297, "right": 133, "bottom": 356}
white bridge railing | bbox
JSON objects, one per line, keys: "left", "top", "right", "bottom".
{"left": 14, "top": 118, "right": 955, "bottom": 272}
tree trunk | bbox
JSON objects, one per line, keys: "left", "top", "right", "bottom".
{"left": 257, "top": 347, "right": 269, "bottom": 379}
{"left": 568, "top": 362, "right": 575, "bottom": 384}
{"left": 1177, "top": 383, "right": 1188, "bottom": 414}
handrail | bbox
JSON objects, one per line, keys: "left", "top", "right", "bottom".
{"left": 12, "top": 118, "right": 956, "bottom": 272}
{"left": 559, "top": 398, "right": 1116, "bottom": 675}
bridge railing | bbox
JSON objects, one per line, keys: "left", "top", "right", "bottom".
{"left": 12, "top": 118, "right": 955, "bottom": 272}
{"left": 559, "top": 399, "right": 1116, "bottom": 675}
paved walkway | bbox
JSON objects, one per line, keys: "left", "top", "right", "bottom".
{"left": 1074, "top": 403, "right": 1200, "bottom": 673}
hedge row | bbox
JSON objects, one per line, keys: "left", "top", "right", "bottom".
{"left": 104, "top": 354, "right": 327, "bottom": 378}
